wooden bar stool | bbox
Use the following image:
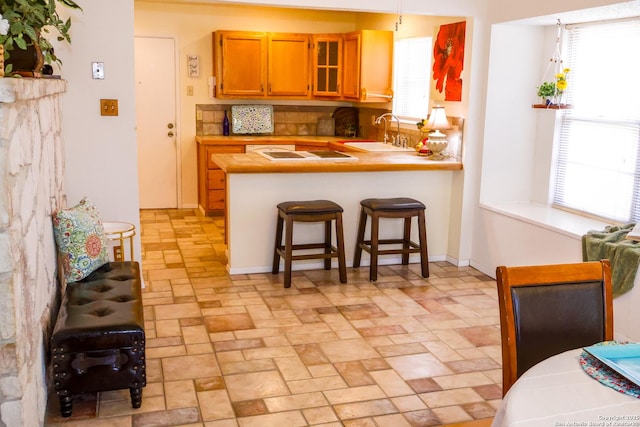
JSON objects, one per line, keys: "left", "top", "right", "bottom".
{"left": 353, "top": 197, "right": 429, "bottom": 282}
{"left": 272, "top": 200, "right": 347, "bottom": 288}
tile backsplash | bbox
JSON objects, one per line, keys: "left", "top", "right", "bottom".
{"left": 196, "top": 104, "right": 464, "bottom": 156}
{"left": 196, "top": 104, "right": 396, "bottom": 140}
{"left": 197, "top": 104, "right": 340, "bottom": 137}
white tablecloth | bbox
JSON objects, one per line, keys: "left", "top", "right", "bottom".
{"left": 492, "top": 348, "right": 640, "bottom": 427}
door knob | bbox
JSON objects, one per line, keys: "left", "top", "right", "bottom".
{"left": 168, "top": 131, "right": 174, "bottom": 137}
{"left": 167, "top": 123, "right": 174, "bottom": 129}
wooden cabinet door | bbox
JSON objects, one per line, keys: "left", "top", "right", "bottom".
{"left": 216, "top": 31, "right": 267, "bottom": 97}
{"left": 268, "top": 33, "right": 310, "bottom": 97}
{"left": 342, "top": 32, "right": 361, "bottom": 100}
{"left": 358, "top": 30, "right": 394, "bottom": 102}
{"left": 312, "top": 35, "right": 342, "bottom": 97}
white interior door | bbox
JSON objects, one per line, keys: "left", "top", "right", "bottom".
{"left": 135, "top": 36, "right": 178, "bottom": 208}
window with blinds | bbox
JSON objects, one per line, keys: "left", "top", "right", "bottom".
{"left": 392, "top": 37, "right": 431, "bottom": 122}
{"left": 553, "top": 19, "right": 640, "bottom": 223}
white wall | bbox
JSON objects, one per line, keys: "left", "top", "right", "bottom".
{"left": 479, "top": 24, "right": 562, "bottom": 206}
{"left": 55, "top": 0, "right": 141, "bottom": 262}
{"left": 472, "top": 208, "right": 584, "bottom": 275}
{"left": 480, "top": 24, "right": 541, "bottom": 204}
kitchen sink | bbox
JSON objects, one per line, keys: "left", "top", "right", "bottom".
{"left": 343, "top": 142, "right": 415, "bottom": 152}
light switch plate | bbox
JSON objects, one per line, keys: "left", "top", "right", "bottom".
{"left": 100, "top": 99, "right": 118, "bottom": 116}
{"left": 92, "top": 62, "right": 104, "bottom": 79}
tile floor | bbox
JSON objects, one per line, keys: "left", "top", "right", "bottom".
{"left": 44, "top": 209, "right": 502, "bottom": 426}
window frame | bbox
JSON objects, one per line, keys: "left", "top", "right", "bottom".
{"left": 392, "top": 36, "right": 432, "bottom": 124}
{"left": 551, "top": 18, "right": 640, "bottom": 224}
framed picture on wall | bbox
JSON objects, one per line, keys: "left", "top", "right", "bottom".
{"left": 431, "top": 21, "right": 466, "bottom": 102}
{"left": 187, "top": 54, "right": 199, "bottom": 77}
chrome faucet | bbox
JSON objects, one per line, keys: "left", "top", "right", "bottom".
{"left": 375, "top": 113, "right": 401, "bottom": 144}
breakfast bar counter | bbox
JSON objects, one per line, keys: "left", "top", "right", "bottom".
{"left": 211, "top": 150, "right": 462, "bottom": 276}
{"left": 211, "top": 151, "right": 463, "bottom": 173}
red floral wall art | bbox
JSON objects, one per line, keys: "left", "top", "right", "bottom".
{"left": 432, "top": 21, "right": 466, "bottom": 102}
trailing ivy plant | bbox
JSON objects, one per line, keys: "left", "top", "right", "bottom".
{"left": 0, "top": 0, "right": 82, "bottom": 75}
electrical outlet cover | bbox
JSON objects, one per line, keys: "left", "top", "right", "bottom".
{"left": 92, "top": 62, "right": 104, "bottom": 79}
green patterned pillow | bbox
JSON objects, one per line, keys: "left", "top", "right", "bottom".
{"left": 52, "top": 197, "right": 109, "bottom": 282}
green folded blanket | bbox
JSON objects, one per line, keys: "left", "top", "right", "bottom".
{"left": 582, "top": 223, "right": 640, "bottom": 297}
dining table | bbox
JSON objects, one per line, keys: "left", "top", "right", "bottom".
{"left": 492, "top": 347, "right": 640, "bottom": 427}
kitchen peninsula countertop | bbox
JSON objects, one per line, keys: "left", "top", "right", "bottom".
{"left": 211, "top": 151, "right": 462, "bottom": 173}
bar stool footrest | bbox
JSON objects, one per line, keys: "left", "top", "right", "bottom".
{"left": 276, "top": 246, "right": 340, "bottom": 261}
{"left": 360, "top": 239, "right": 421, "bottom": 250}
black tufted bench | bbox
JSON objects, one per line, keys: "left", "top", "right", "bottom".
{"left": 50, "top": 261, "right": 146, "bottom": 417}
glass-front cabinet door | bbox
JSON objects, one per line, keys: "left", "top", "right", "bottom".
{"left": 313, "top": 35, "right": 342, "bottom": 97}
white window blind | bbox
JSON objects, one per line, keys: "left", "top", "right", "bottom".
{"left": 392, "top": 37, "right": 431, "bottom": 121}
{"left": 553, "top": 19, "right": 640, "bottom": 223}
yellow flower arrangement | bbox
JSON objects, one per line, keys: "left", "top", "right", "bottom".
{"left": 555, "top": 68, "right": 570, "bottom": 92}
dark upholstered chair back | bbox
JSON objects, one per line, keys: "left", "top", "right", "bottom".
{"left": 496, "top": 260, "right": 613, "bottom": 396}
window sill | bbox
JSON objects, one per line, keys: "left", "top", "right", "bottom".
{"left": 479, "top": 201, "right": 613, "bottom": 239}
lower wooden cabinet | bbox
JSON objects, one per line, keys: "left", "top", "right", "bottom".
{"left": 207, "top": 170, "right": 226, "bottom": 211}
{"left": 197, "top": 140, "right": 345, "bottom": 217}
{"left": 197, "top": 143, "right": 244, "bottom": 215}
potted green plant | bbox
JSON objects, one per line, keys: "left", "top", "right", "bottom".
{"left": 537, "top": 81, "right": 556, "bottom": 104}
{"left": 0, "top": 0, "right": 82, "bottom": 77}
{"left": 537, "top": 68, "right": 571, "bottom": 106}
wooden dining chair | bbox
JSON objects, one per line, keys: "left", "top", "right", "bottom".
{"left": 496, "top": 260, "right": 613, "bottom": 396}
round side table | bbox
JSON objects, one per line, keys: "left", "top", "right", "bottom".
{"left": 103, "top": 222, "right": 136, "bottom": 262}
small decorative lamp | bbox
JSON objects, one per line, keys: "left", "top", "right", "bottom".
{"left": 425, "top": 106, "right": 452, "bottom": 160}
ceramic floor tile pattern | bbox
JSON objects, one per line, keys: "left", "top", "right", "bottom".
{"left": 44, "top": 209, "right": 501, "bottom": 427}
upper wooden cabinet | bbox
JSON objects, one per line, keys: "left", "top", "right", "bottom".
{"left": 342, "top": 32, "right": 360, "bottom": 99}
{"left": 312, "top": 34, "right": 342, "bottom": 98}
{"left": 214, "top": 31, "right": 267, "bottom": 97}
{"left": 268, "top": 33, "right": 311, "bottom": 97}
{"left": 214, "top": 29, "right": 393, "bottom": 102}
{"left": 343, "top": 30, "right": 394, "bottom": 102}
{"left": 214, "top": 31, "right": 311, "bottom": 99}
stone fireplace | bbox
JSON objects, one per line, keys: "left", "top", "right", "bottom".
{"left": 0, "top": 79, "right": 67, "bottom": 427}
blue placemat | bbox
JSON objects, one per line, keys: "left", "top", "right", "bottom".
{"left": 580, "top": 341, "right": 640, "bottom": 398}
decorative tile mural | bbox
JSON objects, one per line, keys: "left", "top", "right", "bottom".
{"left": 231, "top": 105, "right": 274, "bottom": 134}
